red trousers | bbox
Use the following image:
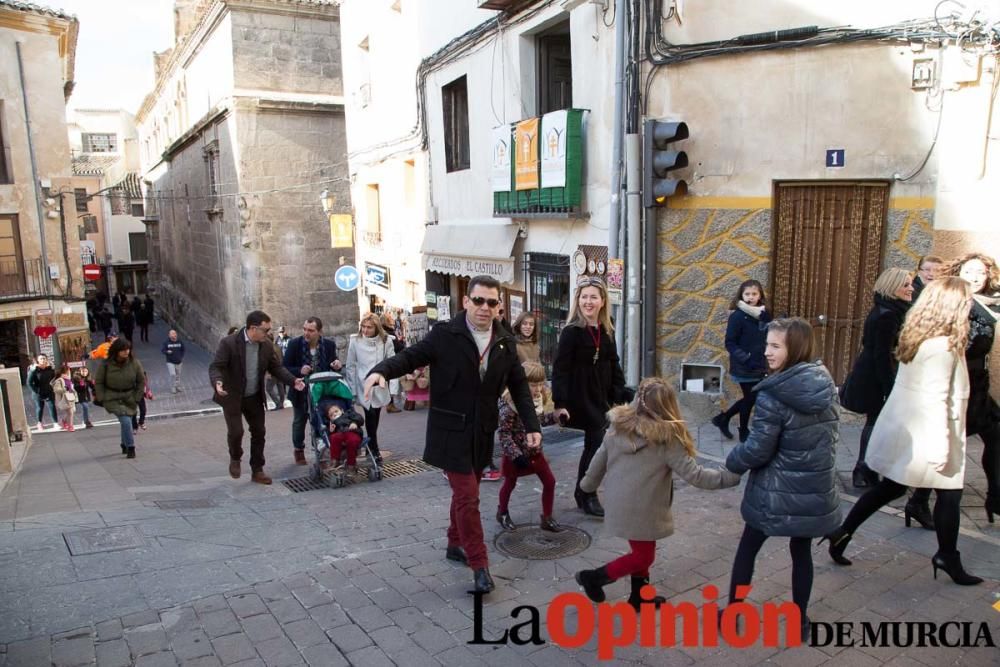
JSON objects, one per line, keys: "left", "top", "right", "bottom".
{"left": 446, "top": 470, "right": 487, "bottom": 569}
{"left": 605, "top": 540, "right": 657, "bottom": 579}
{"left": 497, "top": 453, "right": 556, "bottom": 516}
{"left": 329, "top": 431, "right": 362, "bottom": 466}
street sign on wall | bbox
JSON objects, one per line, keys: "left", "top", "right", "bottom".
{"left": 365, "top": 262, "right": 390, "bottom": 289}
{"left": 334, "top": 265, "right": 360, "bottom": 291}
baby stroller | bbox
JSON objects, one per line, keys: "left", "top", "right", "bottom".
{"left": 305, "top": 371, "right": 383, "bottom": 487}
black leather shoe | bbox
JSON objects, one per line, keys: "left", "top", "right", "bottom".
{"left": 582, "top": 495, "right": 604, "bottom": 517}
{"left": 574, "top": 489, "right": 587, "bottom": 509}
{"left": 445, "top": 546, "right": 468, "bottom": 565}
{"left": 539, "top": 515, "right": 563, "bottom": 532}
{"left": 711, "top": 413, "right": 734, "bottom": 440}
{"left": 496, "top": 509, "right": 516, "bottom": 530}
{"left": 852, "top": 463, "right": 879, "bottom": 488}
{"left": 904, "top": 497, "right": 935, "bottom": 530}
{"left": 471, "top": 568, "right": 495, "bottom": 594}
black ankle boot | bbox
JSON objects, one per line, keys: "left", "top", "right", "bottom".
{"left": 904, "top": 497, "right": 935, "bottom": 530}
{"left": 852, "top": 463, "right": 878, "bottom": 488}
{"left": 819, "top": 527, "right": 853, "bottom": 565}
{"left": 627, "top": 576, "right": 666, "bottom": 610}
{"left": 985, "top": 494, "right": 1000, "bottom": 524}
{"left": 575, "top": 566, "right": 614, "bottom": 603}
{"left": 932, "top": 551, "right": 983, "bottom": 586}
{"left": 711, "top": 413, "right": 734, "bottom": 440}
{"left": 574, "top": 488, "right": 587, "bottom": 509}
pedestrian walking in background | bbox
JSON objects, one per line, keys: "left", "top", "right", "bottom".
{"left": 840, "top": 268, "right": 914, "bottom": 490}
{"left": 512, "top": 312, "right": 540, "bottom": 363}
{"left": 95, "top": 338, "right": 145, "bottom": 459}
{"left": 52, "top": 363, "right": 78, "bottom": 431}
{"left": 364, "top": 275, "right": 539, "bottom": 595}
{"left": 211, "top": 311, "right": 304, "bottom": 484}
{"left": 552, "top": 277, "right": 630, "bottom": 518}
{"left": 725, "top": 318, "right": 841, "bottom": 638}
{"left": 118, "top": 304, "right": 135, "bottom": 343}
{"left": 711, "top": 279, "right": 772, "bottom": 443}
{"left": 380, "top": 313, "right": 405, "bottom": 413}
{"left": 98, "top": 307, "right": 114, "bottom": 338}
{"left": 137, "top": 294, "right": 153, "bottom": 342}
{"left": 824, "top": 278, "right": 983, "bottom": 586}
{"left": 28, "top": 354, "right": 58, "bottom": 430}
{"left": 283, "top": 317, "right": 341, "bottom": 465}
{"left": 161, "top": 329, "right": 186, "bottom": 393}
{"left": 575, "top": 377, "right": 740, "bottom": 609}
{"left": 131, "top": 372, "right": 152, "bottom": 433}
{"left": 912, "top": 254, "right": 943, "bottom": 301}
{"left": 344, "top": 312, "right": 396, "bottom": 464}
{"left": 72, "top": 366, "right": 95, "bottom": 428}
{"left": 496, "top": 361, "right": 562, "bottom": 532}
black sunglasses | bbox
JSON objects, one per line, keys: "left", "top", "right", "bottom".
{"left": 470, "top": 296, "right": 500, "bottom": 308}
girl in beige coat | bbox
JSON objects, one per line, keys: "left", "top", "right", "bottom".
{"left": 824, "top": 277, "right": 982, "bottom": 585}
{"left": 575, "top": 377, "right": 741, "bottom": 609}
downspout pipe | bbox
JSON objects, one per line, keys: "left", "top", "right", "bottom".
{"left": 608, "top": 0, "right": 627, "bottom": 355}
{"left": 16, "top": 42, "right": 51, "bottom": 295}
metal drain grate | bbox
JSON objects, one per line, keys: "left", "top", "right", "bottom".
{"left": 494, "top": 525, "right": 591, "bottom": 560}
{"left": 281, "top": 458, "right": 437, "bottom": 493}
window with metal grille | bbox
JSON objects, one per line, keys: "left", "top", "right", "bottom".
{"left": 204, "top": 143, "right": 221, "bottom": 211}
{"left": 524, "top": 252, "right": 571, "bottom": 376}
{"left": 129, "top": 232, "right": 148, "bottom": 262}
{"left": 82, "top": 133, "right": 118, "bottom": 153}
{"left": 442, "top": 76, "right": 470, "bottom": 172}
{"left": 75, "top": 188, "right": 89, "bottom": 213}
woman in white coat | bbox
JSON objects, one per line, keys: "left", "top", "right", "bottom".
{"left": 822, "top": 277, "right": 982, "bottom": 585}
{"left": 345, "top": 312, "right": 397, "bottom": 463}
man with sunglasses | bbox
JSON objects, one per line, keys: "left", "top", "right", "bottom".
{"left": 364, "top": 275, "right": 541, "bottom": 595}
{"left": 210, "top": 310, "right": 305, "bottom": 484}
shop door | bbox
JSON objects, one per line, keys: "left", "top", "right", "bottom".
{"left": 770, "top": 182, "right": 888, "bottom": 385}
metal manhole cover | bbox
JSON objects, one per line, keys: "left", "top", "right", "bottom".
{"left": 64, "top": 525, "right": 147, "bottom": 556}
{"left": 154, "top": 498, "right": 217, "bottom": 510}
{"left": 494, "top": 526, "right": 591, "bottom": 560}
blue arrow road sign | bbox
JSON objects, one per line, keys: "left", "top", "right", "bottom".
{"left": 334, "top": 265, "right": 360, "bottom": 292}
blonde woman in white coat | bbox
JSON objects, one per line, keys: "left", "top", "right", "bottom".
{"left": 345, "top": 312, "right": 397, "bottom": 463}
{"left": 822, "top": 277, "right": 981, "bottom": 585}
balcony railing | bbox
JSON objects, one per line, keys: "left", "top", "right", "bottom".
{"left": 0, "top": 258, "right": 49, "bottom": 301}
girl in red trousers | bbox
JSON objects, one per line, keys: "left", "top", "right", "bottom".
{"left": 495, "top": 362, "right": 562, "bottom": 532}
{"left": 575, "top": 377, "right": 740, "bottom": 608}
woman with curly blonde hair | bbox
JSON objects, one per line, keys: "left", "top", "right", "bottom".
{"left": 344, "top": 312, "right": 396, "bottom": 463}
{"left": 824, "top": 277, "right": 982, "bottom": 585}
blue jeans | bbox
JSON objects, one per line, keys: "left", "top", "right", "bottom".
{"left": 79, "top": 402, "right": 90, "bottom": 424}
{"left": 118, "top": 415, "right": 135, "bottom": 448}
{"left": 36, "top": 396, "right": 58, "bottom": 424}
{"left": 292, "top": 400, "right": 308, "bottom": 450}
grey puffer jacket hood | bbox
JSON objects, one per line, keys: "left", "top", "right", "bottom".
{"left": 726, "top": 361, "right": 842, "bottom": 538}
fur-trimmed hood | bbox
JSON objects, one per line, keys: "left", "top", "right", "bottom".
{"left": 607, "top": 404, "right": 686, "bottom": 453}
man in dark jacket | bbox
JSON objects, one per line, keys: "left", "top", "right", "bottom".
{"left": 364, "top": 275, "right": 540, "bottom": 595}
{"left": 283, "top": 317, "right": 342, "bottom": 465}
{"left": 210, "top": 310, "right": 304, "bottom": 484}
{"left": 161, "top": 330, "right": 186, "bottom": 393}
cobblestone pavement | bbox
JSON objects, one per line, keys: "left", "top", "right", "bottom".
{"left": 1, "top": 404, "right": 998, "bottom": 666}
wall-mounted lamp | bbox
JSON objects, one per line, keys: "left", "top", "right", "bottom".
{"left": 320, "top": 189, "right": 336, "bottom": 214}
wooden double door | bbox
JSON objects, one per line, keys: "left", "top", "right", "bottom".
{"left": 770, "top": 182, "right": 890, "bottom": 385}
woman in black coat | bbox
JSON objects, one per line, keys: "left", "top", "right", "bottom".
{"left": 552, "top": 277, "right": 628, "bottom": 517}
{"left": 840, "top": 268, "right": 913, "bottom": 489}
{"left": 712, "top": 279, "right": 772, "bottom": 443}
{"left": 118, "top": 304, "right": 135, "bottom": 343}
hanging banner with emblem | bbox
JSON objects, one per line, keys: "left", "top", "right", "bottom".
{"left": 514, "top": 117, "right": 539, "bottom": 191}
{"left": 540, "top": 110, "right": 568, "bottom": 188}
{"left": 491, "top": 125, "right": 512, "bottom": 192}
{"left": 329, "top": 214, "right": 353, "bottom": 248}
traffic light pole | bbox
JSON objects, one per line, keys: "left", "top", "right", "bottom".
{"left": 608, "top": 0, "right": 626, "bottom": 361}
{"left": 624, "top": 134, "right": 641, "bottom": 387}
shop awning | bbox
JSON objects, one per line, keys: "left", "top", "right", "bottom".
{"left": 421, "top": 223, "right": 518, "bottom": 284}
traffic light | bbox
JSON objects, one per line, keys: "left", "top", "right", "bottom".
{"left": 642, "top": 119, "right": 689, "bottom": 207}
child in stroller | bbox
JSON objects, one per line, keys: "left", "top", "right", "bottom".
{"left": 324, "top": 402, "right": 365, "bottom": 473}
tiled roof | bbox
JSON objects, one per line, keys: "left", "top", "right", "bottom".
{"left": 71, "top": 154, "right": 119, "bottom": 176}
{"left": 0, "top": 0, "right": 74, "bottom": 20}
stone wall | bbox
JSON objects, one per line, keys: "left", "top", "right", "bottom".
{"left": 655, "top": 203, "right": 934, "bottom": 406}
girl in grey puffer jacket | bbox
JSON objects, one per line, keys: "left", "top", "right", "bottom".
{"left": 724, "top": 318, "right": 841, "bottom": 637}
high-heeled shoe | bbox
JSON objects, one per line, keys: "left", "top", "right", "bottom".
{"left": 904, "top": 498, "right": 935, "bottom": 530}
{"left": 985, "top": 495, "right": 999, "bottom": 524}
{"left": 582, "top": 495, "right": 605, "bottom": 517}
{"left": 931, "top": 551, "right": 983, "bottom": 586}
{"left": 819, "top": 527, "right": 853, "bottom": 565}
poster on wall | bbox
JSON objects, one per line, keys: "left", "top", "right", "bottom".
{"left": 508, "top": 294, "right": 524, "bottom": 321}
{"left": 514, "top": 117, "right": 540, "bottom": 191}
{"left": 407, "top": 312, "right": 428, "bottom": 345}
{"left": 491, "top": 125, "right": 512, "bottom": 192}
{"left": 436, "top": 296, "right": 451, "bottom": 322}
{"left": 57, "top": 331, "right": 90, "bottom": 368}
{"left": 425, "top": 291, "right": 438, "bottom": 321}
{"left": 606, "top": 258, "right": 625, "bottom": 306}
{"left": 540, "top": 110, "right": 568, "bottom": 188}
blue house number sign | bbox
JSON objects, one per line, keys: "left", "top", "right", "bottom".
{"left": 334, "top": 265, "right": 360, "bottom": 292}
{"left": 826, "top": 149, "right": 845, "bottom": 168}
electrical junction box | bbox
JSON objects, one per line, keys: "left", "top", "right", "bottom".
{"left": 48, "top": 264, "right": 60, "bottom": 279}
